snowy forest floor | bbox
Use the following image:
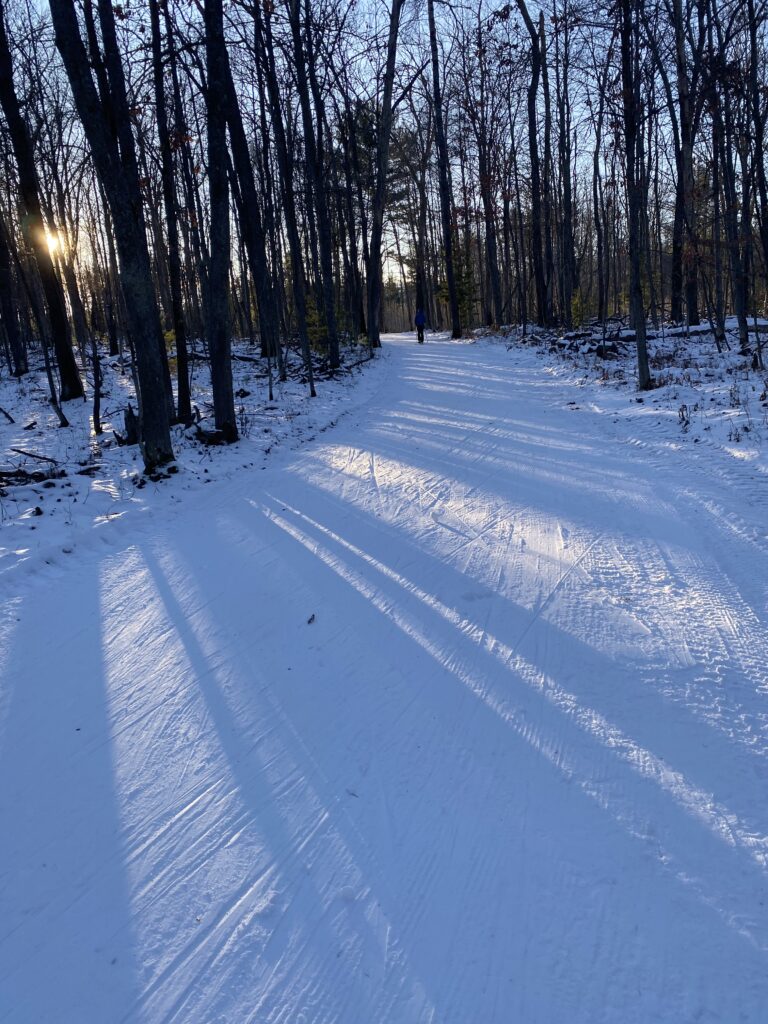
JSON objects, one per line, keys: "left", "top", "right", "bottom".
{"left": 1, "top": 330, "right": 768, "bottom": 1022}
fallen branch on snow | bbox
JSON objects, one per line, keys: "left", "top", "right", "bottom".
{"left": 8, "top": 446, "right": 60, "bottom": 464}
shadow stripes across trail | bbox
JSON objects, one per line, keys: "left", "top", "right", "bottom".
{"left": 2, "top": 333, "right": 767, "bottom": 1023}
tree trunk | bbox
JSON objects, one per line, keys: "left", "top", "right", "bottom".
{"left": 516, "top": 0, "right": 547, "bottom": 327}
{"left": 149, "top": 0, "right": 191, "bottom": 423}
{"left": 0, "top": 209, "right": 26, "bottom": 375}
{"left": 218, "top": 25, "right": 280, "bottom": 374}
{"left": 51, "top": 0, "right": 173, "bottom": 469}
{"left": 204, "top": 0, "right": 237, "bottom": 441}
{"left": 428, "top": 0, "right": 461, "bottom": 338}
{"left": 256, "top": 2, "right": 316, "bottom": 395}
{"left": 293, "top": 0, "right": 340, "bottom": 369}
{"left": 620, "top": 0, "right": 652, "bottom": 389}
{"left": 367, "top": 0, "right": 405, "bottom": 349}
{"left": 0, "top": 0, "right": 83, "bottom": 400}
{"left": 555, "top": 10, "right": 574, "bottom": 328}
{"left": 540, "top": 13, "right": 554, "bottom": 325}
{"left": 672, "top": 0, "right": 699, "bottom": 325}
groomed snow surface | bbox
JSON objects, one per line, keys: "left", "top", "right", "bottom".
{"left": 2, "top": 333, "right": 768, "bottom": 1022}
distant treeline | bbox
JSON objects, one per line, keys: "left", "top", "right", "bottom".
{"left": 0, "top": 0, "right": 766, "bottom": 465}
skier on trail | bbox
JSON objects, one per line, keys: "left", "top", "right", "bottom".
{"left": 415, "top": 308, "right": 426, "bottom": 343}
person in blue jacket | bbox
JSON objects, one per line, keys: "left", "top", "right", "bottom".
{"left": 415, "top": 308, "right": 426, "bottom": 343}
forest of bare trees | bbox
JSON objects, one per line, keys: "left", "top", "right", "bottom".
{"left": 1, "top": 0, "right": 767, "bottom": 469}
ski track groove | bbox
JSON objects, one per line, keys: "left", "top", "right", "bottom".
{"left": 2, "top": 336, "right": 768, "bottom": 1022}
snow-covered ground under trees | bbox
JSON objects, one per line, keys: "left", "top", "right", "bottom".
{"left": 2, "top": 332, "right": 768, "bottom": 1022}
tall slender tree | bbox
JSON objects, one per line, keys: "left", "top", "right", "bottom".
{"left": 204, "top": 0, "right": 237, "bottom": 441}
{"left": 50, "top": 0, "right": 174, "bottom": 468}
{"left": 367, "top": 0, "right": 405, "bottom": 348}
{"left": 428, "top": 0, "right": 461, "bottom": 339}
{"left": 0, "top": 0, "right": 83, "bottom": 400}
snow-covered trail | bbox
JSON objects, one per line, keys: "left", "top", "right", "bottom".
{"left": 2, "top": 335, "right": 768, "bottom": 1022}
